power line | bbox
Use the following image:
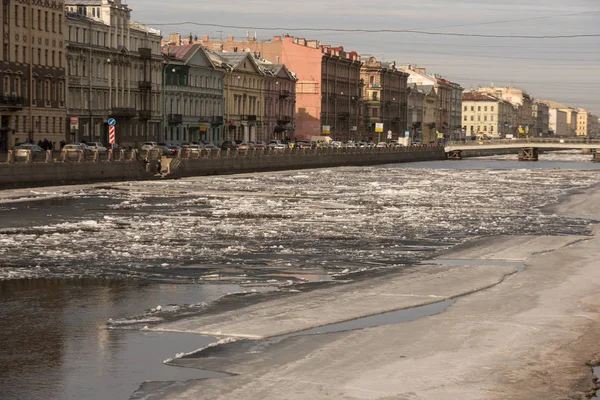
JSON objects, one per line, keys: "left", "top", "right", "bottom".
{"left": 148, "top": 21, "right": 600, "bottom": 39}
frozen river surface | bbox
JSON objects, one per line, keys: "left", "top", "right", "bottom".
{"left": 1, "top": 155, "right": 598, "bottom": 283}
{"left": 2, "top": 153, "right": 600, "bottom": 399}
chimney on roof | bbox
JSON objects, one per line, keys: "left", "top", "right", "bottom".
{"left": 203, "top": 35, "right": 209, "bottom": 41}
{"left": 273, "top": 35, "right": 281, "bottom": 41}
{"left": 227, "top": 36, "right": 234, "bottom": 42}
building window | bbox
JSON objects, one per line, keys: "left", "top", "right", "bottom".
{"left": 23, "top": 6, "right": 26, "bottom": 27}
{"left": 59, "top": 14, "right": 62, "bottom": 34}
{"left": 463, "top": 105, "right": 467, "bottom": 111}
{"left": 14, "top": 5, "right": 19, "bottom": 27}
{"left": 38, "top": 10, "right": 41, "bottom": 30}
{"left": 14, "top": 45, "right": 18, "bottom": 63}
{"left": 484, "top": 106, "right": 487, "bottom": 111}
{"left": 44, "top": 11, "right": 48, "bottom": 32}
{"left": 52, "top": 13, "right": 55, "bottom": 33}
{"left": 477, "top": 106, "right": 481, "bottom": 111}
{"left": 22, "top": 46, "right": 26, "bottom": 63}
{"left": 470, "top": 106, "right": 474, "bottom": 111}
{"left": 491, "top": 106, "right": 494, "bottom": 112}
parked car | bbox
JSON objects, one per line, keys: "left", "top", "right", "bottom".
{"left": 220, "top": 140, "right": 237, "bottom": 150}
{"left": 86, "top": 142, "right": 107, "bottom": 153}
{"left": 13, "top": 144, "right": 45, "bottom": 159}
{"left": 166, "top": 145, "right": 182, "bottom": 156}
{"left": 253, "top": 141, "right": 267, "bottom": 149}
{"left": 141, "top": 142, "right": 157, "bottom": 150}
{"left": 184, "top": 144, "right": 203, "bottom": 155}
{"left": 62, "top": 144, "right": 92, "bottom": 159}
{"left": 268, "top": 140, "right": 286, "bottom": 150}
{"left": 376, "top": 142, "right": 388, "bottom": 148}
{"left": 203, "top": 142, "right": 219, "bottom": 151}
{"left": 296, "top": 142, "right": 312, "bottom": 149}
{"left": 237, "top": 142, "right": 251, "bottom": 150}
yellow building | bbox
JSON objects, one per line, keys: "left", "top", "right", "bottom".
{"left": 208, "top": 51, "right": 265, "bottom": 142}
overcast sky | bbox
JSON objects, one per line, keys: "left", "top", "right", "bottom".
{"left": 131, "top": 0, "right": 600, "bottom": 114}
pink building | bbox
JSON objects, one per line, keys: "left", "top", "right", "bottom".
{"left": 201, "top": 35, "right": 362, "bottom": 141}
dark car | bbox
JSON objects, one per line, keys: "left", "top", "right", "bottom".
{"left": 167, "top": 145, "right": 182, "bottom": 156}
{"left": 220, "top": 140, "right": 237, "bottom": 150}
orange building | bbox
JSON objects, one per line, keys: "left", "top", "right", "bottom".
{"left": 201, "top": 35, "right": 362, "bottom": 141}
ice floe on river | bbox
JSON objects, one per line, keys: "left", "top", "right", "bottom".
{"left": 0, "top": 161, "right": 597, "bottom": 281}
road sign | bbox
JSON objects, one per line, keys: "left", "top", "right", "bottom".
{"left": 108, "top": 118, "right": 116, "bottom": 127}
{"left": 405, "top": 130, "right": 410, "bottom": 138}
{"left": 322, "top": 125, "right": 331, "bottom": 135}
{"left": 109, "top": 126, "right": 116, "bottom": 144}
{"left": 70, "top": 116, "right": 79, "bottom": 129}
{"left": 375, "top": 123, "right": 384, "bottom": 133}
{"left": 387, "top": 130, "right": 392, "bottom": 139}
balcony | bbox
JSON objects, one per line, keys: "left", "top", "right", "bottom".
{"left": 138, "top": 81, "right": 152, "bottom": 90}
{"left": 0, "top": 94, "right": 24, "bottom": 110}
{"left": 110, "top": 108, "right": 137, "bottom": 118}
{"left": 210, "top": 116, "right": 224, "bottom": 126}
{"left": 242, "top": 115, "right": 257, "bottom": 122}
{"left": 337, "top": 112, "right": 350, "bottom": 119}
{"left": 138, "top": 110, "right": 152, "bottom": 120}
{"left": 277, "top": 116, "right": 292, "bottom": 125}
{"left": 278, "top": 90, "right": 291, "bottom": 99}
{"left": 69, "top": 76, "right": 81, "bottom": 85}
{"left": 168, "top": 114, "right": 183, "bottom": 125}
{"left": 138, "top": 48, "right": 152, "bottom": 59}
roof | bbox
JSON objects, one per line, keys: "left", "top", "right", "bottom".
{"left": 537, "top": 99, "right": 574, "bottom": 110}
{"left": 462, "top": 91, "right": 501, "bottom": 102}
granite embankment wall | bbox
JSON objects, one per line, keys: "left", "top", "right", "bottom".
{"left": 0, "top": 147, "right": 448, "bottom": 188}
{"left": 172, "top": 147, "right": 447, "bottom": 178}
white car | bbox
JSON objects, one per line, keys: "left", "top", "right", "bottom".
{"left": 86, "top": 142, "right": 107, "bottom": 153}
{"left": 268, "top": 140, "right": 286, "bottom": 150}
{"left": 141, "top": 142, "right": 157, "bottom": 150}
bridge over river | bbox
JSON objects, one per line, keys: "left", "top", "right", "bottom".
{"left": 444, "top": 138, "right": 600, "bottom": 161}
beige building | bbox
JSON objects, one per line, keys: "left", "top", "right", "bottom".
{"left": 208, "top": 51, "right": 265, "bottom": 142}
{"left": 162, "top": 44, "right": 225, "bottom": 144}
{"left": 576, "top": 108, "right": 599, "bottom": 137}
{"left": 65, "top": 0, "right": 163, "bottom": 147}
{"left": 462, "top": 91, "right": 516, "bottom": 138}
{"left": 0, "top": 0, "right": 67, "bottom": 151}
{"left": 477, "top": 87, "right": 533, "bottom": 136}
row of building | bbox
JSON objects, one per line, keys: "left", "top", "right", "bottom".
{"left": 0, "top": 0, "right": 597, "bottom": 152}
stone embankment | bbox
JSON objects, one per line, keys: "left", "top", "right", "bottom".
{"left": 0, "top": 146, "right": 446, "bottom": 188}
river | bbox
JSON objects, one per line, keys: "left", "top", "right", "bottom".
{"left": 1, "top": 151, "right": 599, "bottom": 399}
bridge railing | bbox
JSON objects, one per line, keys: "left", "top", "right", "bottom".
{"left": 446, "top": 138, "right": 600, "bottom": 147}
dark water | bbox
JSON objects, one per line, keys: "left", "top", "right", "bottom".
{"left": 0, "top": 279, "right": 242, "bottom": 400}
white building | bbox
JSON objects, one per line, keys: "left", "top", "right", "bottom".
{"left": 549, "top": 108, "right": 568, "bottom": 136}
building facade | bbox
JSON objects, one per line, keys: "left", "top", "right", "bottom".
{"left": 65, "top": 0, "right": 162, "bottom": 148}
{"left": 401, "top": 65, "right": 462, "bottom": 141}
{"left": 462, "top": 91, "right": 516, "bottom": 138}
{"left": 477, "top": 87, "right": 533, "bottom": 136}
{"left": 0, "top": 0, "right": 67, "bottom": 151}
{"left": 163, "top": 44, "right": 224, "bottom": 144}
{"left": 208, "top": 51, "right": 265, "bottom": 142}
{"left": 406, "top": 83, "right": 425, "bottom": 142}
{"left": 549, "top": 108, "right": 568, "bottom": 136}
{"left": 532, "top": 101, "right": 549, "bottom": 137}
{"left": 258, "top": 61, "right": 296, "bottom": 141}
{"left": 576, "top": 108, "right": 599, "bottom": 137}
{"left": 360, "top": 56, "right": 408, "bottom": 142}
{"left": 200, "top": 35, "right": 362, "bottom": 141}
